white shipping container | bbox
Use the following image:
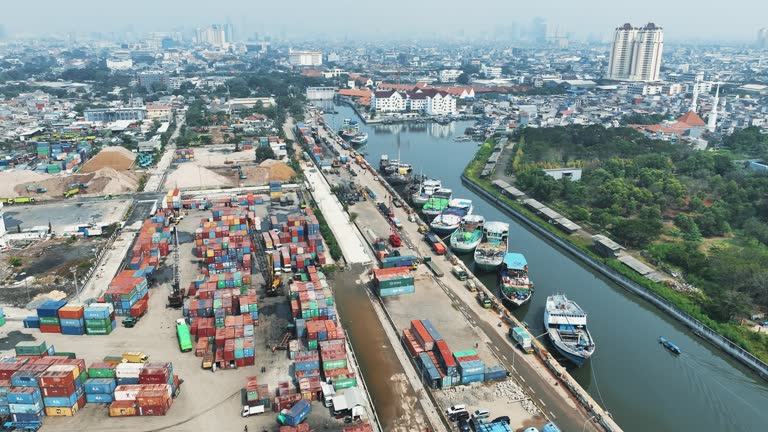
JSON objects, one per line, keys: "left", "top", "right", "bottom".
{"left": 113, "top": 385, "right": 143, "bottom": 401}
{"left": 47, "top": 364, "right": 78, "bottom": 376}
{"left": 116, "top": 363, "right": 145, "bottom": 378}
{"left": 90, "top": 303, "right": 114, "bottom": 313}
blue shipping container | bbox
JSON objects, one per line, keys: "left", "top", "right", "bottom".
{"left": 61, "top": 326, "right": 85, "bottom": 335}
{"left": 7, "top": 388, "right": 41, "bottom": 404}
{"left": 23, "top": 316, "right": 40, "bottom": 328}
{"left": 420, "top": 319, "right": 443, "bottom": 342}
{"left": 85, "top": 393, "right": 114, "bottom": 403}
{"left": 84, "top": 378, "right": 116, "bottom": 394}
{"left": 285, "top": 399, "right": 311, "bottom": 427}
{"left": 460, "top": 373, "right": 484, "bottom": 385}
{"left": 8, "top": 400, "right": 45, "bottom": 414}
{"left": 11, "top": 411, "right": 44, "bottom": 422}
{"left": 43, "top": 392, "right": 79, "bottom": 407}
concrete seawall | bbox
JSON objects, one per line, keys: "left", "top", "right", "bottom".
{"left": 461, "top": 174, "right": 768, "bottom": 382}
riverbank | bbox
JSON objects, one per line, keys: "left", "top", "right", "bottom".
{"left": 463, "top": 146, "right": 768, "bottom": 381}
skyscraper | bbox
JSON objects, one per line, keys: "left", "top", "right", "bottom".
{"left": 607, "top": 23, "right": 637, "bottom": 80}
{"left": 758, "top": 28, "right": 768, "bottom": 49}
{"left": 630, "top": 23, "right": 664, "bottom": 82}
{"left": 607, "top": 23, "right": 664, "bottom": 82}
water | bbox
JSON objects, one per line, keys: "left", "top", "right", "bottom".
{"left": 323, "top": 104, "right": 768, "bottom": 432}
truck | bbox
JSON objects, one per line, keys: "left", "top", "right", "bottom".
{"left": 425, "top": 233, "right": 446, "bottom": 255}
{"left": 122, "top": 352, "right": 150, "bottom": 363}
{"left": 176, "top": 319, "right": 193, "bottom": 353}
{"left": 378, "top": 202, "right": 393, "bottom": 218}
{"left": 380, "top": 255, "right": 418, "bottom": 270}
{"left": 320, "top": 382, "right": 336, "bottom": 408}
{"left": 477, "top": 292, "right": 492, "bottom": 309}
{"left": 241, "top": 404, "right": 265, "bottom": 417}
{"left": 422, "top": 256, "right": 444, "bottom": 277}
{"left": 510, "top": 327, "right": 534, "bottom": 353}
{"left": 452, "top": 265, "right": 468, "bottom": 281}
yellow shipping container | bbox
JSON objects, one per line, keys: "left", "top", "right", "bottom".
{"left": 109, "top": 404, "right": 137, "bottom": 417}
{"left": 46, "top": 403, "right": 78, "bottom": 417}
{"left": 206, "top": 249, "right": 214, "bottom": 258}
{"left": 270, "top": 191, "right": 282, "bottom": 198}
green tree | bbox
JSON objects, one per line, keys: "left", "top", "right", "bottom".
{"left": 8, "top": 256, "right": 22, "bottom": 267}
{"left": 255, "top": 145, "right": 276, "bottom": 163}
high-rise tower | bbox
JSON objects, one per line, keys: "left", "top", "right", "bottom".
{"left": 607, "top": 22, "right": 664, "bottom": 82}
{"left": 708, "top": 84, "right": 720, "bottom": 133}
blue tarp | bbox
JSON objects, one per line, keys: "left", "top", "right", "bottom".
{"left": 502, "top": 253, "right": 527, "bottom": 270}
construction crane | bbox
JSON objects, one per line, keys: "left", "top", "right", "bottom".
{"left": 167, "top": 226, "right": 184, "bottom": 308}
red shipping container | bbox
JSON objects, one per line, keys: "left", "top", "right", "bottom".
{"left": 77, "top": 394, "right": 86, "bottom": 408}
{"left": 39, "top": 324, "right": 61, "bottom": 334}
{"left": 130, "top": 299, "right": 148, "bottom": 317}
{"left": 138, "top": 404, "right": 167, "bottom": 416}
{"left": 38, "top": 371, "right": 75, "bottom": 388}
{"left": 40, "top": 382, "right": 76, "bottom": 397}
{"left": 58, "top": 306, "right": 84, "bottom": 319}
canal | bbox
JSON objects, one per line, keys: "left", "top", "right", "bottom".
{"left": 323, "top": 104, "right": 768, "bottom": 432}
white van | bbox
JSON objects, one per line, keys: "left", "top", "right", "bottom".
{"left": 473, "top": 408, "right": 490, "bottom": 419}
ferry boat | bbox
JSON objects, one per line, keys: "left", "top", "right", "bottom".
{"left": 339, "top": 119, "right": 359, "bottom": 140}
{"left": 450, "top": 215, "right": 485, "bottom": 254}
{"left": 473, "top": 221, "right": 509, "bottom": 272}
{"left": 544, "top": 295, "right": 596, "bottom": 367}
{"left": 499, "top": 253, "right": 534, "bottom": 308}
{"left": 411, "top": 178, "right": 442, "bottom": 206}
{"left": 350, "top": 132, "right": 368, "bottom": 146}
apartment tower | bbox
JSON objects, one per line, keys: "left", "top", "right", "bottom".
{"left": 607, "top": 23, "right": 664, "bottom": 82}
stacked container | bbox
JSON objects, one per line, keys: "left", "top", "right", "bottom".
{"left": 279, "top": 399, "right": 311, "bottom": 427}
{"left": 173, "top": 148, "right": 194, "bottom": 163}
{"left": 165, "top": 189, "right": 182, "bottom": 210}
{"left": 454, "top": 352, "right": 485, "bottom": 384}
{"left": 269, "top": 181, "right": 282, "bottom": 202}
{"left": 0, "top": 307, "right": 6, "bottom": 327}
{"left": 105, "top": 272, "right": 149, "bottom": 316}
{"left": 244, "top": 377, "right": 270, "bottom": 409}
{"left": 84, "top": 377, "right": 116, "bottom": 404}
{"left": 58, "top": 305, "right": 85, "bottom": 336}
{"left": 36, "top": 142, "right": 50, "bottom": 159}
{"left": 84, "top": 303, "right": 116, "bottom": 335}
{"left": 116, "top": 363, "right": 144, "bottom": 385}
{"left": 36, "top": 301, "right": 67, "bottom": 333}
{"left": 39, "top": 364, "right": 85, "bottom": 417}
{"left": 373, "top": 268, "right": 415, "bottom": 297}
{"left": 8, "top": 386, "right": 44, "bottom": 422}
{"left": 319, "top": 340, "right": 356, "bottom": 390}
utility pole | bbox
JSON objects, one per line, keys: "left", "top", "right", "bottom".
{"left": 70, "top": 267, "right": 81, "bottom": 303}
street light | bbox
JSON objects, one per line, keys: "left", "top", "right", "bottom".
{"left": 582, "top": 414, "right": 598, "bottom": 432}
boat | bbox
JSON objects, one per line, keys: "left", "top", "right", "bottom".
{"left": 411, "top": 177, "right": 442, "bottom": 206}
{"left": 659, "top": 337, "right": 681, "bottom": 355}
{"left": 350, "top": 132, "right": 368, "bottom": 146}
{"left": 544, "top": 295, "right": 596, "bottom": 367}
{"left": 430, "top": 207, "right": 470, "bottom": 236}
{"left": 447, "top": 198, "right": 473, "bottom": 215}
{"left": 499, "top": 253, "right": 534, "bottom": 308}
{"left": 339, "top": 119, "right": 359, "bottom": 140}
{"left": 473, "top": 221, "right": 509, "bottom": 272}
{"left": 450, "top": 215, "right": 485, "bottom": 253}
{"left": 422, "top": 196, "right": 450, "bottom": 220}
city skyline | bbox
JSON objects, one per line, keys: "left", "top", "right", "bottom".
{"left": 0, "top": 0, "right": 765, "bottom": 42}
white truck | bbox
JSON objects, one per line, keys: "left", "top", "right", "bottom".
{"left": 320, "top": 382, "right": 336, "bottom": 408}
{"left": 510, "top": 327, "right": 533, "bottom": 353}
{"left": 241, "top": 405, "right": 265, "bottom": 417}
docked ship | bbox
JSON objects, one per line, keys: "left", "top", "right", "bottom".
{"left": 473, "top": 221, "right": 509, "bottom": 272}
{"left": 429, "top": 198, "right": 474, "bottom": 234}
{"left": 411, "top": 178, "right": 442, "bottom": 206}
{"left": 449, "top": 215, "right": 485, "bottom": 254}
{"left": 350, "top": 132, "right": 368, "bottom": 146}
{"left": 339, "top": 119, "right": 359, "bottom": 140}
{"left": 544, "top": 295, "right": 596, "bottom": 367}
{"left": 499, "top": 253, "right": 534, "bottom": 308}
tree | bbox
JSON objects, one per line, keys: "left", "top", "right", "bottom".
{"left": 457, "top": 73, "right": 470, "bottom": 85}
{"left": 199, "top": 135, "right": 213, "bottom": 145}
{"left": 8, "top": 256, "right": 22, "bottom": 267}
{"left": 255, "top": 145, "right": 276, "bottom": 163}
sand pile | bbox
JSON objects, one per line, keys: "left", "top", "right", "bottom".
{"left": 0, "top": 171, "right": 52, "bottom": 197}
{"left": 13, "top": 168, "right": 142, "bottom": 197}
{"left": 259, "top": 159, "right": 296, "bottom": 182}
{"left": 80, "top": 146, "right": 137, "bottom": 172}
{"left": 164, "top": 164, "right": 234, "bottom": 189}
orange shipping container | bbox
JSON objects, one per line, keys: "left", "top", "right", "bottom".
{"left": 109, "top": 400, "right": 137, "bottom": 417}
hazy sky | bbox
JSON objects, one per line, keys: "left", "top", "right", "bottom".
{"left": 2, "top": 0, "right": 765, "bottom": 42}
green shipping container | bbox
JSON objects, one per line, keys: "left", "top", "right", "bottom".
{"left": 39, "top": 316, "right": 61, "bottom": 325}
{"left": 453, "top": 350, "right": 478, "bottom": 358}
{"left": 51, "top": 352, "right": 77, "bottom": 359}
{"left": 246, "top": 390, "right": 260, "bottom": 401}
{"left": 323, "top": 359, "right": 347, "bottom": 371}
{"left": 88, "top": 368, "right": 116, "bottom": 378}
{"left": 308, "top": 340, "right": 318, "bottom": 350}
{"left": 0, "top": 316, "right": 5, "bottom": 327}
{"left": 377, "top": 276, "right": 415, "bottom": 289}
{"left": 86, "top": 326, "right": 112, "bottom": 335}
{"left": 15, "top": 341, "right": 47, "bottom": 356}
{"left": 85, "top": 318, "right": 111, "bottom": 329}
{"left": 333, "top": 378, "right": 357, "bottom": 390}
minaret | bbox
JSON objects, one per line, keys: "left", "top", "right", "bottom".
{"left": 690, "top": 78, "right": 700, "bottom": 113}
{"left": 708, "top": 83, "right": 720, "bottom": 133}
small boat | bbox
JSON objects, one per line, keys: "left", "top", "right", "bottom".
{"left": 350, "top": 132, "right": 368, "bottom": 146}
{"left": 659, "top": 337, "right": 681, "bottom": 355}
{"left": 339, "top": 119, "right": 359, "bottom": 140}
{"left": 411, "top": 177, "right": 442, "bottom": 206}
{"left": 450, "top": 215, "right": 485, "bottom": 253}
{"left": 544, "top": 295, "right": 596, "bottom": 367}
{"left": 422, "top": 196, "right": 450, "bottom": 220}
{"left": 430, "top": 207, "right": 469, "bottom": 236}
{"left": 499, "top": 253, "right": 534, "bottom": 308}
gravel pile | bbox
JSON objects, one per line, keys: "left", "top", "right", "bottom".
{"left": 80, "top": 146, "right": 137, "bottom": 172}
{"left": 164, "top": 164, "right": 234, "bottom": 189}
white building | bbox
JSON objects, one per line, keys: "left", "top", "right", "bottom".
{"left": 425, "top": 92, "right": 456, "bottom": 116}
{"left": 663, "top": 83, "right": 683, "bottom": 95}
{"left": 288, "top": 50, "right": 323, "bottom": 67}
{"left": 481, "top": 65, "right": 503, "bottom": 78}
{"left": 607, "top": 22, "right": 664, "bottom": 82}
{"left": 629, "top": 83, "right": 663, "bottom": 95}
{"left": 196, "top": 25, "right": 227, "bottom": 48}
{"left": 106, "top": 58, "right": 133, "bottom": 71}
{"left": 439, "top": 69, "right": 462, "bottom": 82}
{"left": 145, "top": 104, "right": 173, "bottom": 122}
{"left": 306, "top": 87, "right": 336, "bottom": 100}
{"left": 371, "top": 90, "right": 407, "bottom": 112}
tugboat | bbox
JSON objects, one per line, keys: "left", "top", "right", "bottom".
{"left": 339, "top": 119, "right": 359, "bottom": 140}
{"left": 659, "top": 337, "right": 681, "bottom": 355}
{"left": 499, "top": 253, "right": 534, "bottom": 308}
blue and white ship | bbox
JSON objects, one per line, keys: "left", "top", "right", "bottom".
{"left": 544, "top": 295, "right": 595, "bottom": 367}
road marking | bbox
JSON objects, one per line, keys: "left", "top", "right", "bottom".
{"left": 539, "top": 399, "right": 546, "bottom": 407}
{"left": 493, "top": 345, "right": 500, "bottom": 351}
{"left": 519, "top": 377, "right": 525, "bottom": 382}
{"left": 500, "top": 354, "right": 507, "bottom": 361}
{"left": 549, "top": 412, "right": 557, "bottom": 420}
{"left": 529, "top": 387, "right": 535, "bottom": 394}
